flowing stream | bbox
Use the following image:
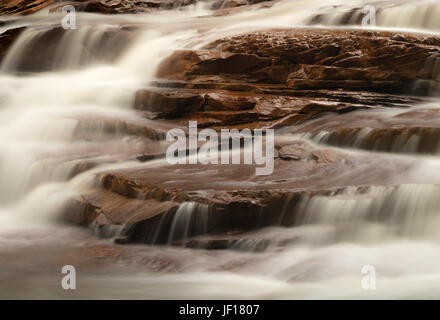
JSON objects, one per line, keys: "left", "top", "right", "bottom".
{"left": 1, "top": 0, "right": 440, "bottom": 299}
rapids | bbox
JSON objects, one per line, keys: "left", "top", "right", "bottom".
{"left": 1, "top": 0, "right": 440, "bottom": 299}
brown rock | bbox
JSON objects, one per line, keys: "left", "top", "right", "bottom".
{"left": 50, "top": 0, "right": 277, "bottom": 15}
{"left": 2, "top": 26, "right": 137, "bottom": 72}
{"left": 134, "top": 88, "right": 205, "bottom": 118}
{"left": 147, "top": 28, "right": 435, "bottom": 130}
{"left": 287, "top": 106, "right": 440, "bottom": 155}
{"left": 70, "top": 138, "right": 421, "bottom": 244}
{"left": 306, "top": 1, "right": 435, "bottom": 28}
{"left": 211, "top": 0, "right": 270, "bottom": 10}
{"left": 0, "top": 0, "right": 58, "bottom": 15}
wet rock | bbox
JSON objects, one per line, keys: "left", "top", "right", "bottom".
{"left": 134, "top": 88, "right": 205, "bottom": 118}
{"left": 160, "top": 29, "right": 440, "bottom": 95}
{"left": 311, "top": 149, "right": 341, "bottom": 166}
{"left": 2, "top": 0, "right": 202, "bottom": 15}
{"left": 181, "top": 227, "right": 301, "bottom": 251}
{"left": 141, "top": 28, "right": 435, "bottom": 130}
{"left": 134, "top": 86, "right": 423, "bottom": 129}
{"left": 307, "top": 0, "right": 438, "bottom": 29}
{"left": 71, "top": 138, "right": 420, "bottom": 244}
{"left": 204, "top": 92, "right": 257, "bottom": 111}
{"left": 46, "top": 25, "right": 439, "bottom": 250}
{"left": 0, "top": 0, "right": 58, "bottom": 15}
{"left": 75, "top": 0, "right": 198, "bottom": 14}
{"left": 45, "top": 0, "right": 277, "bottom": 15}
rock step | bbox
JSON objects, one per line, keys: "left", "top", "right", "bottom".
{"left": 134, "top": 87, "right": 424, "bottom": 129}
{"left": 64, "top": 137, "right": 431, "bottom": 246}
{"left": 286, "top": 106, "right": 440, "bottom": 154}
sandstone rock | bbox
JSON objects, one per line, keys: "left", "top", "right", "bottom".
{"left": 164, "top": 29, "right": 440, "bottom": 95}
{"left": 278, "top": 145, "right": 303, "bottom": 160}
{"left": 0, "top": 0, "right": 58, "bottom": 15}
{"left": 70, "top": 138, "right": 421, "bottom": 244}
{"left": 156, "top": 50, "right": 203, "bottom": 80}
{"left": 181, "top": 227, "right": 301, "bottom": 251}
{"left": 204, "top": 92, "right": 257, "bottom": 111}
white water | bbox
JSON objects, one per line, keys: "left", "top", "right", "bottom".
{"left": 1, "top": 0, "right": 440, "bottom": 299}
{"left": 308, "top": 0, "right": 440, "bottom": 32}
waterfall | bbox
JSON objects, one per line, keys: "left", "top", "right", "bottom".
{"left": 292, "top": 184, "right": 440, "bottom": 243}
{"left": 0, "top": 22, "right": 189, "bottom": 230}
{"left": 1, "top": 0, "right": 440, "bottom": 299}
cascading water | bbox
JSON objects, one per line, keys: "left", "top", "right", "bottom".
{"left": 1, "top": 0, "right": 440, "bottom": 299}
{"left": 308, "top": 0, "right": 440, "bottom": 32}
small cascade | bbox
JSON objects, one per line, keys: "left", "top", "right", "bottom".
{"left": 299, "top": 127, "right": 440, "bottom": 155}
{"left": 123, "top": 201, "right": 211, "bottom": 245}
{"left": 3, "top": 0, "right": 440, "bottom": 299}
